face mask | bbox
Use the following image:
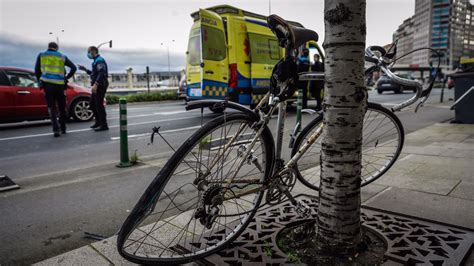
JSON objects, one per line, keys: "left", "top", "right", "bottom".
{"left": 87, "top": 52, "right": 93, "bottom": 59}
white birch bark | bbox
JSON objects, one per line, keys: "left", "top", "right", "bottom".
{"left": 317, "top": 0, "right": 367, "bottom": 255}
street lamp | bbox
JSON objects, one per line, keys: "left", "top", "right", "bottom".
{"left": 161, "top": 40, "right": 175, "bottom": 86}
{"left": 49, "top": 29, "right": 65, "bottom": 46}
{"left": 97, "top": 40, "right": 113, "bottom": 49}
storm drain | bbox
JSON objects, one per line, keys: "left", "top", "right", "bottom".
{"left": 198, "top": 195, "right": 473, "bottom": 265}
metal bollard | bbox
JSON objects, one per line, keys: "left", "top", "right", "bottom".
{"left": 117, "top": 98, "right": 132, "bottom": 167}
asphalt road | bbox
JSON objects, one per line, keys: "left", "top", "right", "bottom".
{"left": 0, "top": 88, "right": 455, "bottom": 265}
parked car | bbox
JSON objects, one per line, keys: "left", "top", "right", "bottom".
{"left": 0, "top": 67, "right": 93, "bottom": 123}
{"left": 376, "top": 73, "right": 417, "bottom": 94}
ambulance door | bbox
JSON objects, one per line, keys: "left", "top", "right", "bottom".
{"left": 199, "top": 9, "right": 229, "bottom": 98}
{"left": 247, "top": 32, "right": 281, "bottom": 93}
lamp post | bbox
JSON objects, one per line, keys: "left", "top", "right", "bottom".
{"left": 161, "top": 40, "right": 175, "bottom": 86}
{"left": 49, "top": 29, "right": 65, "bottom": 46}
{"left": 97, "top": 40, "right": 113, "bottom": 49}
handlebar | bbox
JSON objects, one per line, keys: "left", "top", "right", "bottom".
{"left": 379, "top": 64, "right": 422, "bottom": 111}
{"left": 266, "top": 14, "right": 439, "bottom": 112}
{"left": 365, "top": 45, "right": 432, "bottom": 112}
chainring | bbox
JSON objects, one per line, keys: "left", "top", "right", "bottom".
{"left": 265, "top": 168, "right": 297, "bottom": 205}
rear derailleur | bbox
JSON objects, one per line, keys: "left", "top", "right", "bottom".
{"left": 194, "top": 185, "right": 224, "bottom": 229}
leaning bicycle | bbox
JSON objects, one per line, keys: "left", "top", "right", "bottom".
{"left": 117, "top": 14, "right": 439, "bottom": 264}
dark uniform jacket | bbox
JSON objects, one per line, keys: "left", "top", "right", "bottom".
{"left": 85, "top": 55, "right": 108, "bottom": 88}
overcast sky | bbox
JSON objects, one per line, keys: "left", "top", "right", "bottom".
{"left": 0, "top": 0, "right": 415, "bottom": 72}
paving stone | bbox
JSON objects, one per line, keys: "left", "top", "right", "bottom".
{"left": 364, "top": 187, "right": 474, "bottom": 229}
{"left": 374, "top": 172, "right": 460, "bottom": 195}
{"left": 361, "top": 183, "right": 388, "bottom": 202}
{"left": 33, "top": 245, "right": 110, "bottom": 266}
{"left": 405, "top": 154, "right": 473, "bottom": 169}
{"left": 91, "top": 236, "right": 135, "bottom": 266}
{"left": 448, "top": 180, "right": 474, "bottom": 201}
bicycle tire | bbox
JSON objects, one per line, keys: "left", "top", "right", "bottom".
{"left": 117, "top": 113, "right": 275, "bottom": 264}
{"left": 292, "top": 102, "right": 404, "bottom": 191}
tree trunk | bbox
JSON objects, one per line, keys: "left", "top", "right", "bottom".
{"left": 316, "top": 0, "right": 367, "bottom": 256}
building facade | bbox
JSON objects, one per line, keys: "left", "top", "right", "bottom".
{"left": 393, "top": 17, "right": 415, "bottom": 65}
{"left": 393, "top": 0, "right": 474, "bottom": 69}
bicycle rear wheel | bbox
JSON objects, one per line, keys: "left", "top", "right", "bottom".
{"left": 292, "top": 102, "right": 404, "bottom": 191}
{"left": 117, "top": 113, "right": 274, "bottom": 264}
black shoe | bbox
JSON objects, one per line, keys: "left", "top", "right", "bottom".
{"left": 54, "top": 132, "right": 60, "bottom": 137}
{"left": 94, "top": 126, "right": 109, "bottom": 132}
{"left": 61, "top": 129, "right": 66, "bottom": 134}
{"left": 90, "top": 123, "right": 100, "bottom": 129}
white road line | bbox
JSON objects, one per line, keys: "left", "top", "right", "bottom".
{"left": 107, "top": 110, "right": 194, "bottom": 120}
{"left": 153, "top": 111, "right": 188, "bottom": 115}
{"left": 0, "top": 115, "right": 200, "bottom": 142}
{"left": 110, "top": 125, "right": 201, "bottom": 140}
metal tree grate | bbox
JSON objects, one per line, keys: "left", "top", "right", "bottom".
{"left": 197, "top": 195, "right": 473, "bottom": 265}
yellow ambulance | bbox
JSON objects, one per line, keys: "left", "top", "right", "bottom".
{"left": 185, "top": 5, "right": 322, "bottom": 108}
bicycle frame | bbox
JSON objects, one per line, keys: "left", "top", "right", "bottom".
{"left": 187, "top": 44, "right": 430, "bottom": 202}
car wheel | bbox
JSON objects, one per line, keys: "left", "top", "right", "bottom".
{"left": 71, "top": 98, "right": 93, "bottom": 121}
{"left": 377, "top": 89, "right": 382, "bottom": 94}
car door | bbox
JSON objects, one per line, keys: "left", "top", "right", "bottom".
{"left": 4, "top": 70, "right": 48, "bottom": 120}
{"left": 0, "top": 71, "right": 17, "bottom": 122}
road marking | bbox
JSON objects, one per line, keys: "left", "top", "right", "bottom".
{"left": 110, "top": 125, "right": 201, "bottom": 140}
{"left": 0, "top": 115, "right": 201, "bottom": 142}
{"left": 108, "top": 110, "right": 195, "bottom": 120}
{"left": 154, "top": 111, "right": 188, "bottom": 115}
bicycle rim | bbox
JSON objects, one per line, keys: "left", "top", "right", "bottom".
{"left": 292, "top": 102, "right": 404, "bottom": 191}
{"left": 117, "top": 113, "right": 274, "bottom": 264}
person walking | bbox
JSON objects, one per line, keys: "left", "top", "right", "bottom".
{"left": 35, "top": 42, "right": 77, "bottom": 137}
{"left": 297, "top": 48, "right": 311, "bottom": 108}
{"left": 78, "top": 46, "right": 109, "bottom": 131}
{"left": 310, "top": 53, "right": 324, "bottom": 111}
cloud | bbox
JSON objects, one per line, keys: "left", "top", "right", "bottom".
{"left": 0, "top": 32, "right": 186, "bottom": 73}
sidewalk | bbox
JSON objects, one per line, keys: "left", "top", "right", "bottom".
{"left": 34, "top": 122, "right": 474, "bottom": 265}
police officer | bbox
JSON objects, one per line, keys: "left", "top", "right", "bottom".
{"left": 297, "top": 48, "right": 311, "bottom": 108}
{"left": 35, "top": 42, "right": 77, "bottom": 137}
{"left": 78, "top": 46, "right": 109, "bottom": 131}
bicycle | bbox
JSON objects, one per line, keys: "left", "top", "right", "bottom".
{"left": 117, "top": 14, "right": 439, "bottom": 264}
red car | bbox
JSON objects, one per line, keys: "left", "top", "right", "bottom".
{"left": 0, "top": 67, "right": 93, "bottom": 123}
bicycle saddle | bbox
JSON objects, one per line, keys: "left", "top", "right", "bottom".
{"left": 267, "top": 14, "right": 319, "bottom": 49}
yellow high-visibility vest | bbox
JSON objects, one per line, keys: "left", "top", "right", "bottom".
{"left": 40, "top": 50, "right": 66, "bottom": 85}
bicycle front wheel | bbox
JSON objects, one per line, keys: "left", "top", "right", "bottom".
{"left": 117, "top": 113, "right": 275, "bottom": 264}
{"left": 292, "top": 102, "right": 404, "bottom": 191}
